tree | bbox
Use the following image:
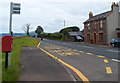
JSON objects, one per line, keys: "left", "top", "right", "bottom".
{"left": 59, "top": 28, "right": 72, "bottom": 40}
{"left": 23, "top": 24, "right": 31, "bottom": 36}
{"left": 59, "top": 26, "right": 80, "bottom": 33}
{"left": 35, "top": 26, "right": 44, "bottom": 36}
{"left": 69, "top": 26, "right": 80, "bottom": 32}
{"left": 60, "top": 28, "right": 72, "bottom": 36}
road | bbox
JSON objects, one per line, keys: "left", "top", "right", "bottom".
{"left": 43, "top": 39, "right": 120, "bottom": 60}
{"left": 37, "top": 38, "right": 119, "bottom": 82}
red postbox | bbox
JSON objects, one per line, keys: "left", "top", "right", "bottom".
{"left": 2, "top": 36, "right": 13, "bottom": 52}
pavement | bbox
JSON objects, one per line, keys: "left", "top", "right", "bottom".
{"left": 19, "top": 47, "right": 75, "bottom": 81}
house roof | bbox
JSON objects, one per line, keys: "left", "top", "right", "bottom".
{"left": 84, "top": 11, "right": 112, "bottom": 23}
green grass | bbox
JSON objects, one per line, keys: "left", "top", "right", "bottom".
{"left": 0, "top": 39, "right": 2, "bottom": 82}
{"left": 2, "top": 36, "right": 39, "bottom": 82}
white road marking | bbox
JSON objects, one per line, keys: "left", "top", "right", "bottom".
{"left": 82, "top": 46, "right": 93, "bottom": 48}
{"left": 112, "top": 59, "right": 120, "bottom": 62}
{"left": 64, "top": 43, "right": 72, "bottom": 45}
{"left": 64, "top": 66, "right": 77, "bottom": 81}
{"left": 107, "top": 49, "right": 119, "bottom": 53}
{"left": 62, "top": 43, "right": 67, "bottom": 45}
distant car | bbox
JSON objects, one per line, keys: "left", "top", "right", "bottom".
{"left": 110, "top": 38, "right": 120, "bottom": 47}
{"left": 41, "top": 36, "right": 43, "bottom": 40}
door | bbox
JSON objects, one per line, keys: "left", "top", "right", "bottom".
{"left": 94, "top": 33, "right": 96, "bottom": 43}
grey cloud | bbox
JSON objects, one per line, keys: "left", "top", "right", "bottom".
{"left": 0, "top": 0, "right": 118, "bottom": 33}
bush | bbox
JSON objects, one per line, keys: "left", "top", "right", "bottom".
{"left": 38, "top": 33, "right": 63, "bottom": 40}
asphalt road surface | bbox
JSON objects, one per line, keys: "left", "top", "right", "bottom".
{"left": 37, "top": 38, "right": 119, "bottom": 82}
{"left": 42, "top": 39, "right": 120, "bottom": 60}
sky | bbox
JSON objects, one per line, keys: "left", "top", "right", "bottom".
{"left": 0, "top": 0, "right": 119, "bottom": 33}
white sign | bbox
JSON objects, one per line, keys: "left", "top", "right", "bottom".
{"left": 12, "top": 3, "right": 21, "bottom": 14}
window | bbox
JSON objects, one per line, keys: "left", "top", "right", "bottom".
{"left": 100, "top": 21, "right": 103, "bottom": 28}
{"left": 99, "top": 33, "right": 104, "bottom": 41}
{"left": 87, "top": 23, "right": 90, "bottom": 30}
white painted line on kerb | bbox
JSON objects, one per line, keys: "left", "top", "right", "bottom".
{"left": 82, "top": 46, "right": 93, "bottom": 49}
{"left": 107, "top": 49, "right": 119, "bottom": 53}
{"left": 112, "top": 59, "right": 120, "bottom": 62}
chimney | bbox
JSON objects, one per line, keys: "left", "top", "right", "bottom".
{"left": 89, "top": 12, "right": 93, "bottom": 18}
{"left": 111, "top": 2, "right": 119, "bottom": 11}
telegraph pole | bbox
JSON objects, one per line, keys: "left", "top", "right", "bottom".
{"left": 64, "top": 20, "right": 65, "bottom": 28}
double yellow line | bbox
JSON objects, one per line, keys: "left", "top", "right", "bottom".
{"left": 37, "top": 41, "right": 90, "bottom": 83}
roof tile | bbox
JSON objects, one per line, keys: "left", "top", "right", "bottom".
{"left": 84, "top": 11, "right": 112, "bottom": 23}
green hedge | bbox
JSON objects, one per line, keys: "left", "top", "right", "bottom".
{"left": 38, "top": 33, "right": 63, "bottom": 40}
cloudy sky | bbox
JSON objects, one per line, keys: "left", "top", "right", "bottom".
{"left": 0, "top": 0, "right": 119, "bottom": 33}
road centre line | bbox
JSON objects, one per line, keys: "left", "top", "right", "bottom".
{"left": 37, "top": 41, "right": 90, "bottom": 83}
{"left": 106, "top": 49, "right": 119, "bottom": 53}
{"left": 82, "top": 46, "right": 93, "bottom": 49}
{"left": 112, "top": 59, "right": 120, "bottom": 62}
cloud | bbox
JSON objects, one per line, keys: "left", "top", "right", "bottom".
{"left": 0, "top": 0, "right": 119, "bottom": 33}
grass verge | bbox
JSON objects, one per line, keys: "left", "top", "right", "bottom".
{"left": 0, "top": 39, "right": 2, "bottom": 82}
{"left": 2, "top": 36, "right": 39, "bottom": 82}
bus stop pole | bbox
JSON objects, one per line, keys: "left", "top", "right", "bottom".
{"left": 9, "top": 2, "right": 13, "bottom": 36}
{"left": 5, "top": 52, "right": 9, "bottom": 69}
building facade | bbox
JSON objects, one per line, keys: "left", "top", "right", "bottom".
{"left": 84, "top": 2, "right": 120, "bottom": 45}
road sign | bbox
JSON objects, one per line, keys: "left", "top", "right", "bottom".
{"left": 13, "top": 10, "right": 20, "bottom": 14}
{"left": 12, "top": 3, "right": 21, "bottom": 14}
{"left": 9, "top": 2, "right": 21, "bottom": 35}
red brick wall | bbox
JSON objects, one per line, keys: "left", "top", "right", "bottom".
{"left": 84, "top": 19, "right": 108, "bottom": 45}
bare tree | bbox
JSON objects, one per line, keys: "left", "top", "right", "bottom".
{"left": 23, "top": 24, "right": 31, "bottom": 36}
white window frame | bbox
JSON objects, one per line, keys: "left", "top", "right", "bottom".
{"left": 87, "top": 23, "right": 90, "bottom": 30}
{"left": 100, "top": 21, "right": 103, "bottom": 28}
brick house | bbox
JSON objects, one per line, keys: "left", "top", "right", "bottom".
{"left": 84, "top": 2, "right": 120, "bottom": 45}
